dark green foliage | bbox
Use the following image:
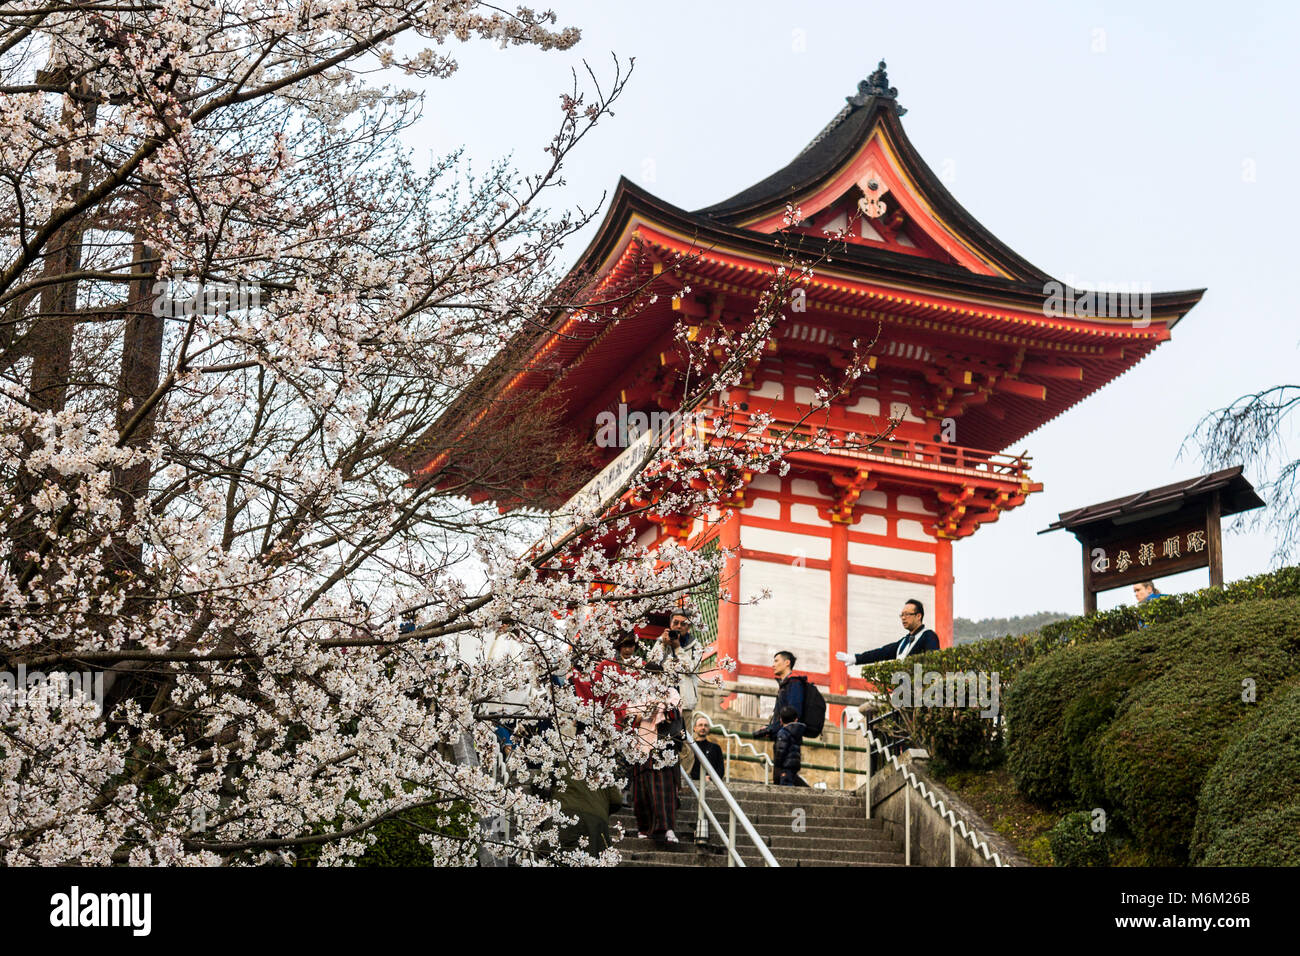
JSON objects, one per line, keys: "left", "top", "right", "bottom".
{"left": 1037, "top": 565, "right": 1300, "bottom": 646}
{"left": 863, "top": 566, "right": 1300, "bottom": 774}
{"left": 1194, "top": 805, "right": 1300, "bottom": 866}
{"left": 1004, "top": 639, "right": 1150, "bottom": 806}
{"left": 1192, "top": 679, "right": 1300, "bottom": 866}
{"left": 356, "top": 803, "right": 473, "bottom": 867}
{"left": 1089, "top": 598, "right": 1300, "bottom": 864}
{"left": 1003, "top": 647, "right": 1101, "bottom": 804}
{"left": 916, "top": 704, "right": 1004, "bottom": 770}
{"left": 1063, "top": 678, "right": 1130, "bottom": 809}
{"left": 1005, "top": 594, "right": 1300, "bottom": 865}
{"left": 860, "top": 635, "right": 1030, "bottom": 769}
{"left": 1048, "top": 810, "right": 1108, "bottom": 867}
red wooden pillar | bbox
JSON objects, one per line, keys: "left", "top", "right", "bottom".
{"left": 715, "top": 509, "right": 742, "bottom": 674}
{"left": 828, "top": 519, "right": 850, "bottom": 726}
{"left": 829, "top": 519, "right": 849, "bottom": 696}
{"left": 935, "top": 536, "right": 954, "bottom": 647}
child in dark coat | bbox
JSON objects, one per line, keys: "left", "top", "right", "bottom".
{"left": 773, "top": 706, "right": 806, "bottom": 786}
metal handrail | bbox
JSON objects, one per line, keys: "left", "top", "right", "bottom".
{"left": 679, "top": 762, "right": 745, "bottom": 867}
{"left": 683, "top": 737, "right": 779, "bottom": 867}
{"left": 862, "top": 728, "right": 1005, "bottom": 867}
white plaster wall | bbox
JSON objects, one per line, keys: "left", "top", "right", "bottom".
{"left": 789, "top": 502, "right": 823, "bottom": 526}
{"left": 855, "top": 513, "right": 888, "bottom": 534}
{"left": 738, "top": 559, "right": 830, "bottom": 673}
{"left": 896, "top": 519, "right": 933, "bottom": 542}
{"left": 741, "top": 524, "right": 830, "bottom": 561}
{"left": 848, "top": 541, "right": 935, "bottom": 575}
{"left": 790, "top": 478, "right": 827, "bottom": 499}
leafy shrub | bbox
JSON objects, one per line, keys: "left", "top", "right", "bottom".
{"left": 1193, "top": 805, "right": 1300, "bottom": 866}
{"left": 1191, "top": 679, "right": 1300, "bottom": 865}
{"left": 1003, "top": 595, "right": 1300, "bottom": 864}
{"left": 1038, "top": 565, "right": 1300, "bottom": 647}
{"left": 1089, "top": 598, "right": 1300, "bottom": 864}
{"left": 861, "top": 566, "right": 1300, "bottom": 770}
{"left": 859, "top": 634, "right": 1032, "bottom": 769}
{"left": 1048, "top": 810, "right": 1108, "bottom": 867}
{"left": 1063, "top": 677, "right": 1131, "bottom": 809}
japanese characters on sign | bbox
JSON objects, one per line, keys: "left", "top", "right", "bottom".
{"left": 1097, "top": 530, "right": 1207, "bottom": 573}
{"left": 1087, "top": 523, "right": 1211, "bottom": 590}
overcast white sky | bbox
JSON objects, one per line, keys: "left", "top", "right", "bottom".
{"left": 398, "top": 0, "right": 1300, "bottom": 620}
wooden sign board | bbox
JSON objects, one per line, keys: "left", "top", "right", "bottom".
{"left": 1084, "top": 519, "right": 1213, "bottom": 593}
{"left": 1075, "top": 495, "right": 1224, "bottom": 612}
{"left": 1042, "top": 467, "right": 1263, "bottom": 615}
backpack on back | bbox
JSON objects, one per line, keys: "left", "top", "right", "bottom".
{"left": 798, "top": 677, "right": 827, "bottom": 738}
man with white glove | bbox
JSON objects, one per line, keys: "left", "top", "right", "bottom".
{"left": 836, "top": 599, "right": 940, "bottom": 666}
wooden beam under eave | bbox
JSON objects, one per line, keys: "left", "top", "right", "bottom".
{"left": 1021, "top": 361, "right": 1084, "bottom": 381}
{"left": 671, "top": 295, "right": 709, "bottom": 319}
{"left": 994, "top": 378, "right": 1047, "bottom": 400}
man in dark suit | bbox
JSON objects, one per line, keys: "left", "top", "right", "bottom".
{"left": 836, "top": 599, "right": 941, "bottom": 665}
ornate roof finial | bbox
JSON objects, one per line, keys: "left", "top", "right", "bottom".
{"left": 847, "top": 60, "right": 906, "bottom": 115}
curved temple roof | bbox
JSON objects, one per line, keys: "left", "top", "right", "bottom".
{"left": 402, "top": 63, "right": 1205, "bottom": 506}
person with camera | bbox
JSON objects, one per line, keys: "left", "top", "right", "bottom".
{"left": 646, "top": 610, "right": 703, "bottom": 714}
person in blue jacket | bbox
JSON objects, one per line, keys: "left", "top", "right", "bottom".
{"left": 772, "top": 706, "right": 806, "bottom": 786}
{"left": 1133, "top": 580, "right": 1166, "bottom": 629}
{"left": 755, "top": 650, "right": 805, "bottom": 740}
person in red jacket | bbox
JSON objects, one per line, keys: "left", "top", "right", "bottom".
{"left": 587, "top": 633, "right": 639, "bottom": 728}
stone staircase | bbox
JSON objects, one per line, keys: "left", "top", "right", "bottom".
{"left": 615, "top": 781, "right": 906, "bottom": 867}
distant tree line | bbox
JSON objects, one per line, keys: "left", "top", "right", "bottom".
{"left": 952, "top": 611, "right": 1071, "bottom": 644}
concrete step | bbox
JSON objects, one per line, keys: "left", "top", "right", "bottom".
{"left": 616, "top": 859, "right": 714, "bottom": 867}
{"left": 619, "top": 849, "right": 904, "bottom": 868}
{"left": 681, "top": 796, "right": 863, "bottom": 816}
{"left": 709, "top": 783, "right": 862, "bottom": 805}
{"left": 701, "top": 811, "right": 872, "bottom": 829}
{"left": 764, "top": 833, "right": 900, "bottom": 852}
{"left": 612, "top": 780, "right": 904, "bottom": 867}
{"left": 732, "top": 845, "right": 906, "bottom": 866}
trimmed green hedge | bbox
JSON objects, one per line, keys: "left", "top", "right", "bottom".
{"left": 1191, "top": 679, "right": 1300, "bottom": 865}
{"left": 1005, "top": 623, "right": 1188, "bottom": 807}
{"left": 861, "top": 566, "right": 1300, "bottom": 770}
{"left": 1089, "top": 597, "right": 1300, "bottom": 864}
{"left": 1004, "top": 595, "right": 1300, "bottom": 864}
{"left": 1049, "top": 810, "right": 1108, "bottom": 867}
{"left": 1193, "top": 805, "right": 1300, "bottom": 866}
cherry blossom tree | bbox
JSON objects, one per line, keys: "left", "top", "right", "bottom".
{"left": 0, "top": 1, "right": 883, "bottom": 866}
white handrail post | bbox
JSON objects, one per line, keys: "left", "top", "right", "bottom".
{"left": 686, "top": 737, "right": 777, "bottom": 866}
{"left": 904, "top": 782, "right": 911, "bottom": 866}
{"left": 838, "top": 710, "right": 846, "bottom": 791}
{"left": 950, "top": 823, "right": 956, "bottom": 867}
{"left": 697, "top": 764, "right": 708, "bottom": 844}
{"left": 678, "top": 762, "right": 745, "bottom": 866}
{"left": 727, "top": 808, "right": 737, "bottom": 868}
{"left": 865, "top": 733, "right": 873, "bottom": 820}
